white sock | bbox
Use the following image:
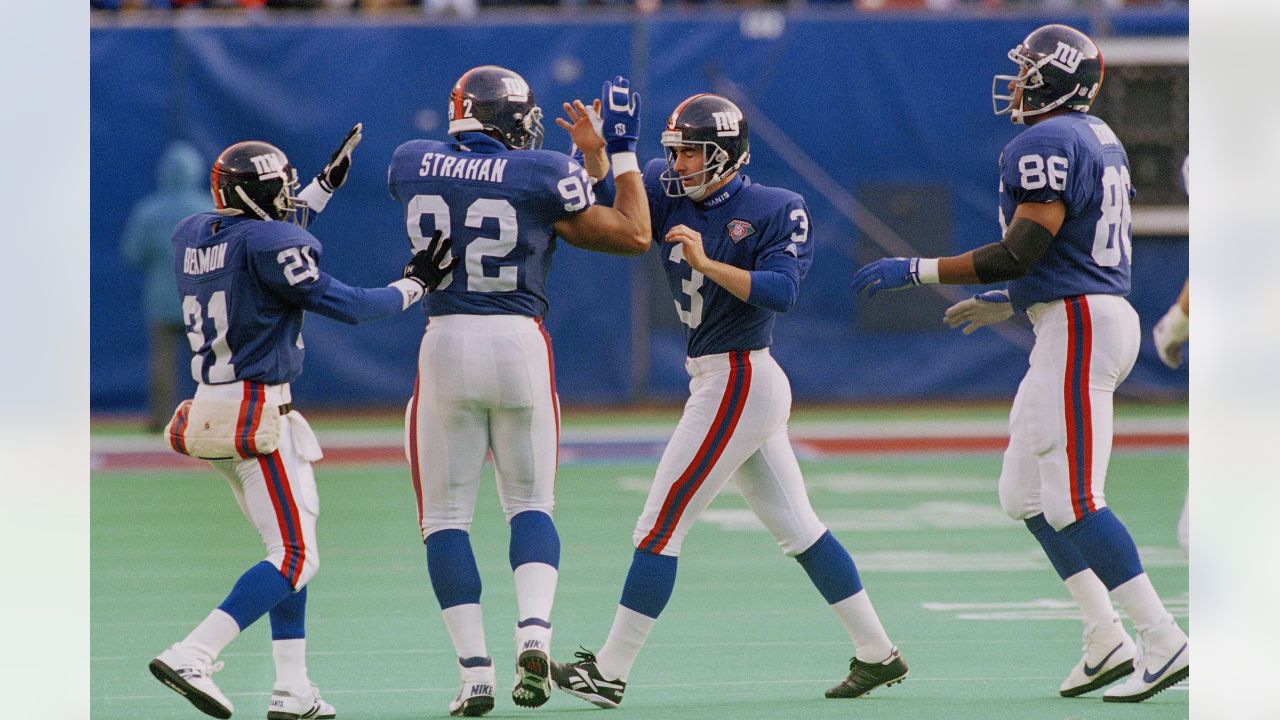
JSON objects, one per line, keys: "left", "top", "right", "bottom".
{"left": 595, "top": 605, "right": 656, "bottom": 681}
{"left": 1111, "top": 574, "right": 1174, "bottom": 635}
{"left": 831, "top": 590, "right": 894, "bottom": 663}
{"left": 272, "top": 638, "right": 308, "bottom": 692}
{"left": 441, "top": 603, "right": 488, "bottom": 661}
{"left": 1064, "top": 569, "right": 1120, "bottom": 629}
{"left": 513, "top": 562, "right": 558, "bottom": 624}
{"left": 183, "top": 609, "right": 241, "bottom": 660}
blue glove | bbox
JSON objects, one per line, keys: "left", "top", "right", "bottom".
{"left": 601, "top": 76, "right": 641, "bottom": 154}
{"left": 850, "top": 257, "right": 924, "bottom": 299}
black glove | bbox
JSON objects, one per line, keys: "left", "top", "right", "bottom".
{"left": 404, "top": 230, "right": 459, "bottom": 292}
{"left": 316, "top": 122, "right": 363, "bottom": 193}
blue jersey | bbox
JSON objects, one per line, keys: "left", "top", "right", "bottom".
{"left": 388, "top": 132, "right": 594, "bottom": 318}
{"left": 643, "top": 159, "right": 813, "bottom": 357}
{"left": 173, "top": 213, "right": 403, "bottom": 385}
{"left": 999, "top": 112, "right": 1134, "bottom": 313}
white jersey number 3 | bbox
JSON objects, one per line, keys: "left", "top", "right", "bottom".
{"left": 668, "top": 244, "right": 705, "bottom": 329}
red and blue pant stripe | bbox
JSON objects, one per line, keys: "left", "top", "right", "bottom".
{"left": 1064, "top": 296, "right": 1096, "bottom": 521}
{"left": 638, "top": 351, "right": 753, "bottom": 554}
{"left": 258, "top": 451, "right": 306, "bottom": 587}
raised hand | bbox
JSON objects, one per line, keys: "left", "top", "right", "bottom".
{"left": 601, "top": 75, "right": 641, "bottom": 154}
{"left": 556, "top": 99, "right": 605, "bottom": 157}
{"left": 316, "top": 122, "right": 363, "bottom": 193}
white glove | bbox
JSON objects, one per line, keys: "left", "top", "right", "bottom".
{"left": 1152, "top": 303, "right": 1189, "bottom": 368}
{"left": 943, "top": 289, "right": 1014, "bottom": 335}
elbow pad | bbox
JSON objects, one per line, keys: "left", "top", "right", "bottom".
{"left": 973, "top": 218, "right": 1054, "bottom": 283}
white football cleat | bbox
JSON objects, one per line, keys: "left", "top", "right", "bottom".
{"left": 268, "top": 682, "right": 336, "bottom": 719}
{"left": 511, "top": 624, "right": 552, "bottom": 708}
{"left": 1059, "top": 619, "right": 1136, "bottom": 697}
{"left": 1104, "top": 619, "right": 1189, "bottom": 703}
{"left": 148, "top": 643, "right": 234, "bottom": 719}
{"left": 449, "top": 663, "right": 496, "bottom": 717}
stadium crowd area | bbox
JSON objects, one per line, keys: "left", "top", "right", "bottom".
{"left": 91, "top": 0, "right": 1189, "bottom": 13}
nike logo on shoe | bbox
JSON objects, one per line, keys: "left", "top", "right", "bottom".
{"left": 1142, "top": 643, "right": 1188, "bottom": 684}
{"left": 1083, "top": 642, "right": 1126, "bottom": 677}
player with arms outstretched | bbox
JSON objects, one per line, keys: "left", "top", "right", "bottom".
{"left": 851, "top": 24, "right": 1189, "bottom": 703}
{"left": 149, "top": 128, "right": 455, "bottom": 719}
{"left": 387, "top": 66, "right": 650, "bottom": 717}
{"left": 550, "top": 93, "right": 906, "bottom": 708}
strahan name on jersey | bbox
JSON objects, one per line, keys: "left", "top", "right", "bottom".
{"left": 388, "top": 132, "right": 595, "bottom": 319}
{"left": 642, "top": 158, "right": 813, "bottom": 358}
{"left": 998, "top": 111, "right": 1134, "bottom": 313}
{"left": 173, "top": 214, "right": 332, "bottom": 385}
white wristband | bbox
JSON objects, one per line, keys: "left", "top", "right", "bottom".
{"left": 611, "top": 152, "right": 640, "bottom": 177}
{"left": 389, "top": 278, "right": 425, "bottom": 310}
{"left": 916, "top": 258, "right": 940, "bottom": 285}
{"left": 296, "top": 179, "right": 332, "bottom": 214}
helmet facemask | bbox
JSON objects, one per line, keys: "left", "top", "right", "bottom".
{"left": 512, "top": 105, "right": 545, "bottom": 150}
{"left": 659, "top": 131, "right": 745, "bottom": 201}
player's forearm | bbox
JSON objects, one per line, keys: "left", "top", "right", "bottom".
{"left": 700, "top": 260, "right": 753, "bottom": 303}
{"left": 582, "top": 146, "right": 610, "bottom": 186}
{"left": 305, "top": 276, "right": 405, "bottom": 325}
{"left": 746, "top": 269, "right": 799, "bottom": 312}
{"left": 609, "top": 161, "right": 652, "bottom": 253}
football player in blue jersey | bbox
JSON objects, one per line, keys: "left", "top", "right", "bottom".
{"left": 387, "top": 66, "right": 651, "bottom": 717}
{"left": 149, "top": 127, "right": 455, "bottom": 720}
{"left": 549, "top": 93, "right": 906, "bottom": 708}
{"left": 851, "top": 24, "right": 1189, "bottom": 703}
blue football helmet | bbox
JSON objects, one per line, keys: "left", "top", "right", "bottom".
{"left": 211, "top": 140, "right": 308, "bottom": 227}
{"left": 447, "top": 65, "right": 544, "bottom": 150}
{"left": 993, "top": 24, "right": 1105, "bottom": 124}
{"left": 659, "top": 93, "right": 750, "bottom": 200}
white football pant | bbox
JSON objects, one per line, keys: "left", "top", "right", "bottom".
{"left": 204, "top": 381, "right": 323, "bottom": 590}
{"left": 408, "top": 314, "right": 559, "bottom": 539}
{"left": 998, "top": 294, "right": 1141, "bottom": 531}
{"left": 633, "top": 348, "right": 827, "bottom": 557}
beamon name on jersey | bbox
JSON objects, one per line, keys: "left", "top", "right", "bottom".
{"left": 184, "top": 242, "right": 229, "bottom": 276}
{"left": 417, "top": 152, "right": 508, "bottom": 183}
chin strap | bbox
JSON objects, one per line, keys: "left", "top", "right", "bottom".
{"left": 235, "top": 185, "right": 275, "bottom": 221}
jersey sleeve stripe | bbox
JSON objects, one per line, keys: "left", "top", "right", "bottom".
{"left": 258, "top": 452, "right": 306, "bottom": 588}
{"left": 638, "top": 351, "right": 754, "bottom": 553}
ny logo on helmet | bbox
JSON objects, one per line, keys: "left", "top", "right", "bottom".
{"left": 1049, "top": 41, "right": 1084, "bottom": 73}
{"left": 713, "top": 110, "right": 742, "bottom": 137}
{"left": 249, "top": 153, "right": 288, "bottom": 182}
{"left": 501, "top": 77, "right": 529, "bottom": 102}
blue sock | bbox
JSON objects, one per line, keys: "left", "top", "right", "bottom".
{"left": 269, "top": 586, "right": 307, "bottom": 640}
{"left": 509, "top": 510, "right": 560, "bottom": 570}
{"left": 1061, "top": 507, "right": 1144, "bottom": 590}
{"left": 618, "top": 549, "right": 677, "bottom": 619}
{"left": 426, "top": 529, "right": 482, "bottom": 609}
{"left": 795, "top": 530, "right": 863, "bottom": 604}
{"left": 1024, "top": 513, "right": 1090, "bottom": 581}
{"left": 217, "top": 560, "right": 293, "bottom": 630}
